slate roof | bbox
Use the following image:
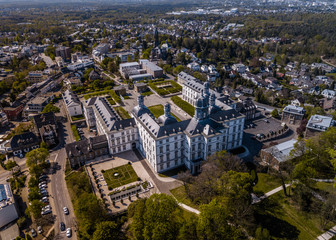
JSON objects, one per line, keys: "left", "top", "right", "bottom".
{"left": 10, "top": 132, "right": 39, "bottom": 149}
{"left": 65, "top": 135, "right": 108, "bottom": 158}
{"left": 63, "top": 90, "right": 81, "bottom": 107}
{"left": 87, "top": 97, "right": 136, "bottom": 131}
{"left": 33, "top": 112, "right": 57, "bottom": 129}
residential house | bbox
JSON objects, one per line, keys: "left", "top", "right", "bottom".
{"left": 281, "top": 105, "right": 305, "bottom": 125}
{"left": 10, "top": 132, "right": 40, "bottom": 157}
{"left": 62, "top": 90, "right": 83, "bottom": 117}
{"left": 32, "top": 112, "right": 58, "bottom": 147}
{"left": 305, "top": 115, "right": 335, "bottom": 137}
{"left": 65, "top": 135, "right": 109, "bottom": 168}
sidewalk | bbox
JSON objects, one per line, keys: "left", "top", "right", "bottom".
{"left": 317, "top": 225, "right": 336, "bottom": 240}
{"left": 252, "top": 184, "right": 290, "bottom": 204}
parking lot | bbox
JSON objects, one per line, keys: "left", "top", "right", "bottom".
{"left": 242, "top": 116, "right": 295, "bottom": 161}
{"left": 244, "top": 117, "right": 284, "bottom": 137}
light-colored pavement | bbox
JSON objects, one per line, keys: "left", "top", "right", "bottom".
{"left": 317, "top": 226, "right": 336, "bottom": 240}
{"left": 252, "top": 184, "right": 291, "bottom": 204}
{"left": 40, "top": 53, "right": 55, "bottom": 68}
{"left": 51, "top": 101, "right": 77, "bottom": 240}
{"left": 178, "top": 202, "right": 200, "bottom": 215}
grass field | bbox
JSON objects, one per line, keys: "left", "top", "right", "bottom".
{"left": 71, "top": 124, "right": 80, "bottom": 141}
{"left": 148, "top": 104, "right": 181, "bottom": 121}
{"left": 170, "top": 185, "right": 199, "bottom": 209}
{"left": 255, "top": 191, "right": 335, "bottom": 240}
{"left": 253, "top": 173, "right": 283, "bottom": 196}
{"left": 171, "top": 96, "right": 195, "bottom": 116}
{"left": 114, "top": 106, "right": 131, "bottom": 119}
{"left": 103, "top": 164, "right": 138, "bottom": 189}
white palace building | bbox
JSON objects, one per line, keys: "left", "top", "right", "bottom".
{"left": 72, "top": 74, "right": 245, "bottom": 174}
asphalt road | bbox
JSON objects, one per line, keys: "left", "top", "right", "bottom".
{"left": 51, "top": 101, "right": 78, "bottom": 240}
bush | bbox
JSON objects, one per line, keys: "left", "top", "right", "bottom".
{"left": 108, "top": 186, "right": 112, "bottom": 191}
{"left": 5, "top": 160, "right": 17, "bottom": 170}
{"left": 101, "top": 170, "right": 105, "bottom": 173}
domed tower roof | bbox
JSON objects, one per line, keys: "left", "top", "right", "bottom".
{"left": 204, "top": 81, "right": 210, "bottom": 96}
{"left": 158, "top": 102, "right": 177, "bottom": 126}
{"left": 132, "top": 95, "right": 151, "bottom": 117}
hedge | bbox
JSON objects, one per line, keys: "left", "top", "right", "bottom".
{"left": 171, "top": 96, "right": 195, "bottom": 117}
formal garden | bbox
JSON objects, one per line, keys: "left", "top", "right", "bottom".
{"left": 148, "top": 80, "right": 182, "bottom": 96}
{"left": 102, "top": 164, "right": 139, "bottom": 189}
{"left": 148, "top": 104, "right": 181, "bottom": 121}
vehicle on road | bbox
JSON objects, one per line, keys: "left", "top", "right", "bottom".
{"left": 60, "top": 222, "right": 65, "bottom": 231}
{"left": 66, "top": 228, "right": 72, "bottom": 238}
{"left": 63, "top": 207, "right": 69, "bottom": 215}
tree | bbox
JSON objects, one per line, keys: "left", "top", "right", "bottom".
{"left": 5, "top": 160, "right": 17, "bottom": 170}
{"left": 255, "top": 226, "right": 270, "bottom": 240}
{"left": 42, "top": 103, "right": 60, "bottom": 113}
{"left": 197, "top": 199, "right": 243, "bottom": 240}
{"left": 271, "top": 109, "right": 279, "bottom": 118}
{"left": 173, "top": 65, "right": 185, "bottom": 75}
{"left": 26, "top": 148, "right": 49, "bottom": 167}
{"left": 29, "top": 199, "right": 43, "bottom": 218}
{"left": 28, "top": 188, "right": 42, "bottom": 201}
{"left": 128, "top": 194, "right": 184, "bottom": 240}
{"left": 93, "top": 221, "right": 120, "bottom": 240}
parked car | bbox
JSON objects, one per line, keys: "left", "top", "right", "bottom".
{"left": 66, "top": 228, "right": 72, "bottom": 238}
{"left": 31, "top": 229, "right": 37, "bottom": 238}
{"left": 41, "top": 209, "right": 52, "bottom": 215}
{"left": 39, "top": 184, "right": 47, "bottom": 189}
{"left": 60, "top": 222, "right": 65, "bottom": 231}
{"left": 37, "top": 226, "right": 43, "bottom": 234}
{"left": 39, "top": 181, "right": 47, "bottom": 187}
{"left": 63, "top": 207, "right": 69, "bottom": 215}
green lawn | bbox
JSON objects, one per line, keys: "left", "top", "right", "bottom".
{"left": 256, "top": 192, "right": 334, "bottom": 240}
{"left": 103, "top": 164, "right": 138, "bottom": 189}
{"left": 148, "top": 104, "right": 181, "bottom": 121}
{"left": 114, "top": 106, "right": 131, "bottom": 119}
{"left": 141, "top": 90, "right": 153, "bottom": 96}
{"left": 83, "top": 90, "right": 110, "bottom": 100}
{"left": 71, "top": 115, "right": 85, "bottom": 121}
{"left": 71, "top": 124, "right": 80, "bottom": 141}
{"left": 314, "top": 181, "right": 335, "bottom": 195}
{"left": 253, "top": 173, "right": 283, "bottom": 196}
{"left": 170, "top": 185, "right": 199, "bottom": 210}
{"left": 171, "top": 96, "right": 195, "bottom": 117}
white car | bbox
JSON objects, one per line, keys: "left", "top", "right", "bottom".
{"left": 63, "top": 207, "right": 69, "bottom": 215}
{"left": 37, "top": 226, "right": 43, "bottom": 234}
{"left": 66, "top": 228, "right": 72, "bottom": 238}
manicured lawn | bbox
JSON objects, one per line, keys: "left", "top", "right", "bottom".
{"left": 148, "top": 80, "right": 182, "bottom": 96}
{"left": 170, "top": 185, "right": 199, "bottom": 210}
{"left": 256, "top": 192, "right": 335, "bottom": 240}
{"left": 83, "top": 90, "right": 110, "bottom": 100}
{"left": 141, "top": 90, "right": 153, "bottom": 96}
{"left": 103, "top": 164, "right": 138, "bottom": 189}
{"left": 71, "top": 124, "right": 80, "bottom": 141}
{"left": 114, "top": 106, "right": 131, "bottom": 119}
{"left": 253, "top": 173, "right": 283, "bottom": 196}
{"left": 71, "top": 115, "right": 85, "bottom": 121}
{"left": 148, "top": 104, "right": 181, "bottom": 121}
{"left": 171, "top": 96, "right": 195, "bottom": 117}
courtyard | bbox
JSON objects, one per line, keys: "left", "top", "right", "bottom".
{"left": 103, "top": 164, "right": 138, "bottom": 189}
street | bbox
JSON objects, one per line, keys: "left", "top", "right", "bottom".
{"left": 50, "top": 101, "right": 77, "bottom": 239}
